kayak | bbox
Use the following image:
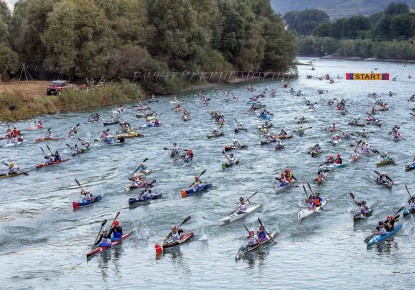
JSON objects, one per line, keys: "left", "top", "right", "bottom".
{"left": 73, "top": 195, "right": 102, "bottom": 209}
{"left": 103, "top": 120, "right": 119, "bottom": 126}
{"left": 348, "top": 122, "right": 365, "bottom": 127}
{"left": 222, "top": 160, "right": 239, "bottom": 170}
{"left": 35, "top": 137, "right": 62, "bottom": 143}
{"left": 322, "top": 163, "right": 348, "bottom": 172}
{"left": 129, "top": 169, "right": 152, "bottom": 179}
{"left": 260, "top": 139, "right": 276, "bottom": 145}
{"left": 237, "top": 232, "right": 276, "bottom": 257}
{"left": 273, "top": 135, "right": 293, "bottom": 140}
{"left": 207, "top": 132, "right": 224, "bottom": 139}
{"left": 4, "top": 140, "right": 26, "bottom": 147}
{"left": 234, "top": 127, "right": 247, "bottom": 133}
{"left": 310, "top": 150, "right": 323, "bottom": 157}
{"left": 183, "top": 114, "right": 190, "bottom": 121}
{"left": 298, "top": 199, "right": 328, "bottom": 220}
{"left": 116, "top": 132, "right": 144, "bottom": 139}
{"left": 376, "top": 159, "right": 395, "bottom": 167}
{"left": 275, "top": 181, "right": 298, "bottom": 194}
{"left": 376, "top": 178, "right": 393, "bottom": 189}
{"left": 180, "top": 183, "right": 212, "bottom": 198}
{"left": 36, "top": 159, "right": 69, "bottom": 169}
{"left": 86, "top": 232, "right": 132, "bottom": 258}
{"left": 71, "top": 147, "right": 91, "bottom": 157}
{"left": 260, "top": 114, "right": 271, "bottom": 120}
{"left": 275, "top": 144, "right": 285, "bottom": 150}
{"left": 141, "top": 123, "right": 160, "bottom": 128}
{"left": 125, "top": 181, "right": 153, "bottom": 192}
{"left": 162, "top": 232, "right": 194, "bottom": 249}
{"left": 331, "top": 139, "right": 342, "bottom": 145}
{"left": 0, "top": 172, "right": 26, "bottom": 179}
{"left": 128, "top": 193, "right": 162, "bottom": 206}
{"left": 405, "top": 162, "right": 415, "bottom": 171}
{"left": 148, "top": 99, "right": 159, "bottom": 103}
{"left": 366, "top": 224, "right": 402, "bottom": 247}
{"left": 258, "top": 124, "right": 273, "bottom": 129}
{"left": 224, "top": 145, "right": 247, "bottom": 151}
{"left": 403, "top": 208, "right": 415, "bottom": 217}
{"left": 220, "top": 204, "right": 263, "bottom": 224}
{"left": 26, "top": 126, "right": 43, "bottom": 131}
{"left": 353, "top": 209, "right": 373, "bottom": 222}
{"left": 100, "top": 138, "right": 125, "bottom": 145}
{"left": 314, "top": 173, "right": 328, "bottom": 185}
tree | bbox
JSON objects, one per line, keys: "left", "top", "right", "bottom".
{"left": 389, "top": 14, "right": 415, "bottom": 39}
{"left": 384, "top": 2, "right": 409, "bottom": 16}
{"left": 284, "top": 9, "right": 329, "bottom": 36}
{"left": 0, "top": 44, "right": 19, "bottom": 81}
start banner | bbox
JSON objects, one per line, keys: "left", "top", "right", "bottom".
{"left": 346, "top": 73, "right": 389, "bottom": 80}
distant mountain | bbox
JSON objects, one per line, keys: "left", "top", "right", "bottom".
{"left": 271, "top": 0, "right": 415, "bottom": 19}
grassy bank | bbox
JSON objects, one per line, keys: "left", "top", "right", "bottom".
{"left": 0, "top": 81, "right": 144, "bottom": 122}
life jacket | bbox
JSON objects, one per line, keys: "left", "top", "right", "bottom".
{"left": 112, "top": 226, "right": 123, "bottom": 239}
{"left": 335, "top": 157, "right": 342, "bottom": 164}
{"left": 285, "top": 172, "right": 293, "bottom": 182}
{"left": 257, "top": 231, "right": 267, "bottom": 241}
{"left": 313, "top": 197, "right": 321, "bottom": 207}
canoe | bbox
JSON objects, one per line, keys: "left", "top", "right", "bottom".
{"left": 0, "top": 172, "right": 26, "bottom": 179}
{"left": 376, "top": 159, "right": 395, "bottom": 167}
{"left": 237, "top": 232, "right": 276, "bottom": 257}
{"left": 116, "top": 132, "right": 144, "bottom": 139}
{"left": 220, "top": 204, "right": 263, "bottom": 224}
{"left": 103, "top": 120, "right": 119, "bottom": 126}
{"left": 180, "top": 183, "right": 212, "bottom": 197}
{"left": 366, "top": 224, "right": 402, "bottom": 247}
{"left": 403, "top": 208, "right": 415, "bottom": 217}
{"left": 348, "top": 122, "right": 365, "bottom": 127}
{"left": 73, "top": 195, "right": 102, "bottom": 209}
{"left": 310, "top": 150, "right": 323, "bottom": 157}
{"left": 298, "top": 199, "right": 328, "bottom": 220}
{"left": 224, "top": 145, "right": 247, "bottom": 151}
{"left": 405, "top": 163, "right": 415, "bottom": 171}
{"left": 222, "top": 160, "right": 239, "bottom": 170}
{"left": 128, "top": 193, "right": 162, "bottom": 206}
{"left": 207, "top": 132, "right": 224, "bottom": 139}
{"left": 36, "top": 159, "right": 69, "bottom": 168}
{"left": 129, "top": 169, "right": 152, "bottom": 180}
{"left": 260, "top": 114, "right": 271, "bottom": 120}
{"left": 273, "top": 135, "right": 293, "bottom": 140}
{"left": 162, "top": 232, "right": 194, "bottom": 249}
{"left": 376, "top": 178, "right": 393, "bottom": 189}
{"left": 35, "top": 137, "right": 62, "bottom": 143}
{"left": 275, "top": 181, "right": 298, "bottom": 194}
{"left": 353, "top": 209, "right": 373, "bottom": 222}
{"left": 86, "top": 232, "right": 132, "bottom": 258}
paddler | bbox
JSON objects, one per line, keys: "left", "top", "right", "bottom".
{"left": 44, "top": 129, "right": 52, "bottom": 139}
{"left": 385, "top": 215, "right": 398, "bottom": 231}
{"left": 335, "top": 154, "right": 342, "bottom": 164}
{"left": 140, "top": 187, "right": 153, "bottom": 199}
{"left": 100, "top": 130, "right": 110, "bottom": 141}
{"left": 374, "top": 221, "right": 387, "bottom": 236}
{"left": 379, "top": 172, "right": 390, "bottom": 185}
{"left": 237, "top": 197, "right": 249, "bottom": 214}
{"left": 81, "top": 189, "right": 93, "bottom": 201}
{"left": 81, "top": 140, "right": 91, "bottom": 150}
{"left": 146, "top": 117, "right": 152, "bottom": 126}
{"left": 45, "top": 154, "right": 54, "bottom": 164}
{"left": 275, "top": 140, "right": 284, "bottom": 150}
{"left": 95, "top": 229, "right": 112, "bottom": 247}
{"left": 110, "top": 221, "right": 123, "bottom": 242}
{"left": 324, "top": 155, "right": 335, "bottom": 165}
{"left": 278, "top": 129, "right": 287, "bottom": 137}
{"left": 12, "top": 127, "right": 19, "bottom": 137}
{"left": 407, "top": 196, "right": 415, "bottom": 211}
{"left": 276, "top": 173, "right": 289, "bottom": 187}
{"left": 342, "top": 130, "right": 351, "bottom": 139}
{"left": 257, "top": 225, "right": 267, "bottom": 242}
{"left": 72, "top": 144, "right": 81, "bottom": 155}
{"left": 313, "top": 192, "right": 323, "bottom": 207}
{"left": 330, "top": 122, "right": 337, "bottom": 131}
{"left": 171, "top": 143, "right": 181, "bottom": 155}
{"left": 352, "top": 198, "right": 369, "bottom": 216}
{"left": 312, "top": 143, "right": 321, "bottom": 152}
{"left": 225, "top": 153, "right": 236, "bottom": 166}
{"left": 154, "top": 118, "right": 160, "bottom": 126}
{"left": 232, "top": 139, "right": 242, "bottom": 148}
{"left": 298, "top": 125, "right": 305, "bottom": 136}
{"left": 182, "top": 149, "right": 193, "bottom": 162}
{"left": 137, "top": 162, "right": 147, "bottom": 173}
{"left": 53, "top": 150, "right": 62, "bottom": 162}
{"left": 8, "top": 162, "right": 19, "bottom": 174}
{"left": 284, "top": 169, "right": 297, "bottom": 184}
{"left": 69, "top": 126, "right": 78, "bottom": 137}
{"left": 189, "top": 176, "right": 202, "bottom": 190}
{"left": 246, "top": 229, "right": 258, "bottom": 247}
{"left": 168, "top": 225, "right": 183, "bottom": 241}
{"left": 332, "top": 134, "right": 341, "bottom": 142}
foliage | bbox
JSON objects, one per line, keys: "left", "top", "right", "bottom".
{"left": 284, "top": 9, "right": 329, "bottom": 36}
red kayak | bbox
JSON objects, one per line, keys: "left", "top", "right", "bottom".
{"left": 35, "top": 137, "right": 62, "bottom": 143}
{"left": 86, "top": 232, "right": 132, "bottom": 258}
{"left": 162, "top": 232, "right": 194, "bottom": 249}
{"left": 224, "top": 145, "right": 247, "bottom": 151}
{"left": 36, "top": 159, "right": 69, "bottom": 168}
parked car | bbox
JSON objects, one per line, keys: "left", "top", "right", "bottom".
{"left": 46, "top": 80, "right": 68, "bottom": 95}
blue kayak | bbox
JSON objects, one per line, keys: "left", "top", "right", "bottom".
{"left": 260, "top": 114, "right": 270, "bottom": 120}
{"left": 405, "top": 162, "right": 415, "bottom": 171}
{"left": 181, "top": 183, "right": 212, "bottom": 198}
{"left": 73, "top": 195, "right": 102, "bottom": 209}
{"left": 367, "top": 224, "right": 402, "bottom": 247}
{"left": 129, "top": 193, "right": 162, "bottom": 206}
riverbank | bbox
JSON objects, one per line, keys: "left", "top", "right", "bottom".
{"left": 320, "top": 54, "right": 415, "bottom": 64}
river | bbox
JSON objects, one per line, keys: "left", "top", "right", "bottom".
{"left": 1, "top": 58, "right": 414, "bottom": 289}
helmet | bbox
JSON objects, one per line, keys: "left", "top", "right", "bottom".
{"left": 378, "top": 221, "right": 384, "bottom": 226}
{"left": 384, "top": 152, "right": 388, "bottom": 155}
{"left": 249, "top": 229, "right": 255, "bottom": 234}
{"left": 387, "top": 215, "right": 393, "bottom": 219}
{"left": 362, "top": 200, "right": 366, "bottom": 204}
{"left": 316, "top": 144, "right": 319, "bottom": 147}
{"left": 102, "top": 228, "right": 108, "bottom": 233}
{"left": 259, "top": 225, "right": 265, "bottom": 230}
{"left": 230, "top": 154, "right": 234, "bottom": 157}
{"left": 171, "top": 225, "right": 177, "bottom": 229}
{"left": 239, "top": 197, "right": 244, "bottom": 201}
{"left": 9, "top": 162, "right": 14, "bottom": 167}
{"left": 173, "top": 143, "right": 177, "bottom": 146}
{"left": 381, "top": 172, "right": 386, "bottom": 175}
{"left": 188, "top": 149, "right": 192, "bottom": 154}
{"left": 195, "top": 176, "right": 199, "bottom": 181}
{"left": 285, "top": 169, "right": 290, "bottom": 173}
{"left": 281, "top": 173, "right": 285, "bottom": 177}
{"left": 114, "top": 220, "right": 119, "bottom": 226}
{"left": 329, "top": 155, "right": 333, "bottom": 159}
{"left": 337, "top": 154, "right": 341, "bottom": 157}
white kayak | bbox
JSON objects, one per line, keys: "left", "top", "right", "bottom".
{"left": 220, "top": 204, "right": 262, "bottom": 224}
{"left": 298, "top": 199, "right": 329, "bottom": 220}
{"left": 331, "top": 139, "right": 342, "bottom": 145}
{"left": 275, "top": 181, "right": 298, "bottom": 194}
{"left": 4, "top": 140, "right": 26, "bottom": 147}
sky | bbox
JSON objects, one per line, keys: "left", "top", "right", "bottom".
{"left": 5, "top": 0, "right": 17, "bottom": 10}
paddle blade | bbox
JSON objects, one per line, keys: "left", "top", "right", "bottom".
{"left": 75, "top": 179, "right": 82, "bottom": 188}
{"left": 349, "top": 192, "right": 355, "bottom": 200}
{"left": 178, "top": 216, "right": 191, "bottom": 228}
{"left": 199, "top": 169, "right": 207, "bottom": 177}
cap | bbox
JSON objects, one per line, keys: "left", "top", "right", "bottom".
{"left": 387, "top": 215, "right": 393, "bottom": 219}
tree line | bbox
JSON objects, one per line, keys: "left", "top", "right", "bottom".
{"left": 0, "top": 0, "right": 297, "bottom": 93}
{"left": 284, "top": 2, "right": 415, "bottom": 60}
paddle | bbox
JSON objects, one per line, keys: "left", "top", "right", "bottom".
{"left": 46, "top": 145, "right": 53, "bottom": 154}
{"left": 2, "top": 161, "right": 28, "bottom": 175}
{"left": 75, "top": 178, "right": 84, "bottom": 191}
{"left": 364, "top": 206, "right": 404, "bottom": 244}
{"left": 405, "top": 185, "right": 412, "bottom": 198}
{"left": 165, "top": 216, "right": 191, "bottom": 240}
{"left": 91, "top": 219, "right": 107, "bottom": 250}
{"left": 228, "top": 191, "right": 258, "bottom": 215}
{"left": 374, "top": 170, "right": 393, "bottom": 183}
{"left": 243, "top": 224, "right": 262, "bottom": 246}
{"left": 132, "top": 158, "right": 149, "bottom": 175}
{"left": 258, "top": 218, "right": 276, "bottom": 244}
{"left": 108, "top": 211, "right": 121, "bottom": 235}
{"left": 40, "top": 147, "right": 47, "bottom": 157}
{"left": 302, "top": 185, "right": 308, "bottom": 199}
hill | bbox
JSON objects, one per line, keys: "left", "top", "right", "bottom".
{"left": 271, "top": 0, "right": 415, "bottom": 18}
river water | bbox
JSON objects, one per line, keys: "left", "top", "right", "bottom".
{"left": 1, "top": 58, "right": 415, "bottom": 289}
